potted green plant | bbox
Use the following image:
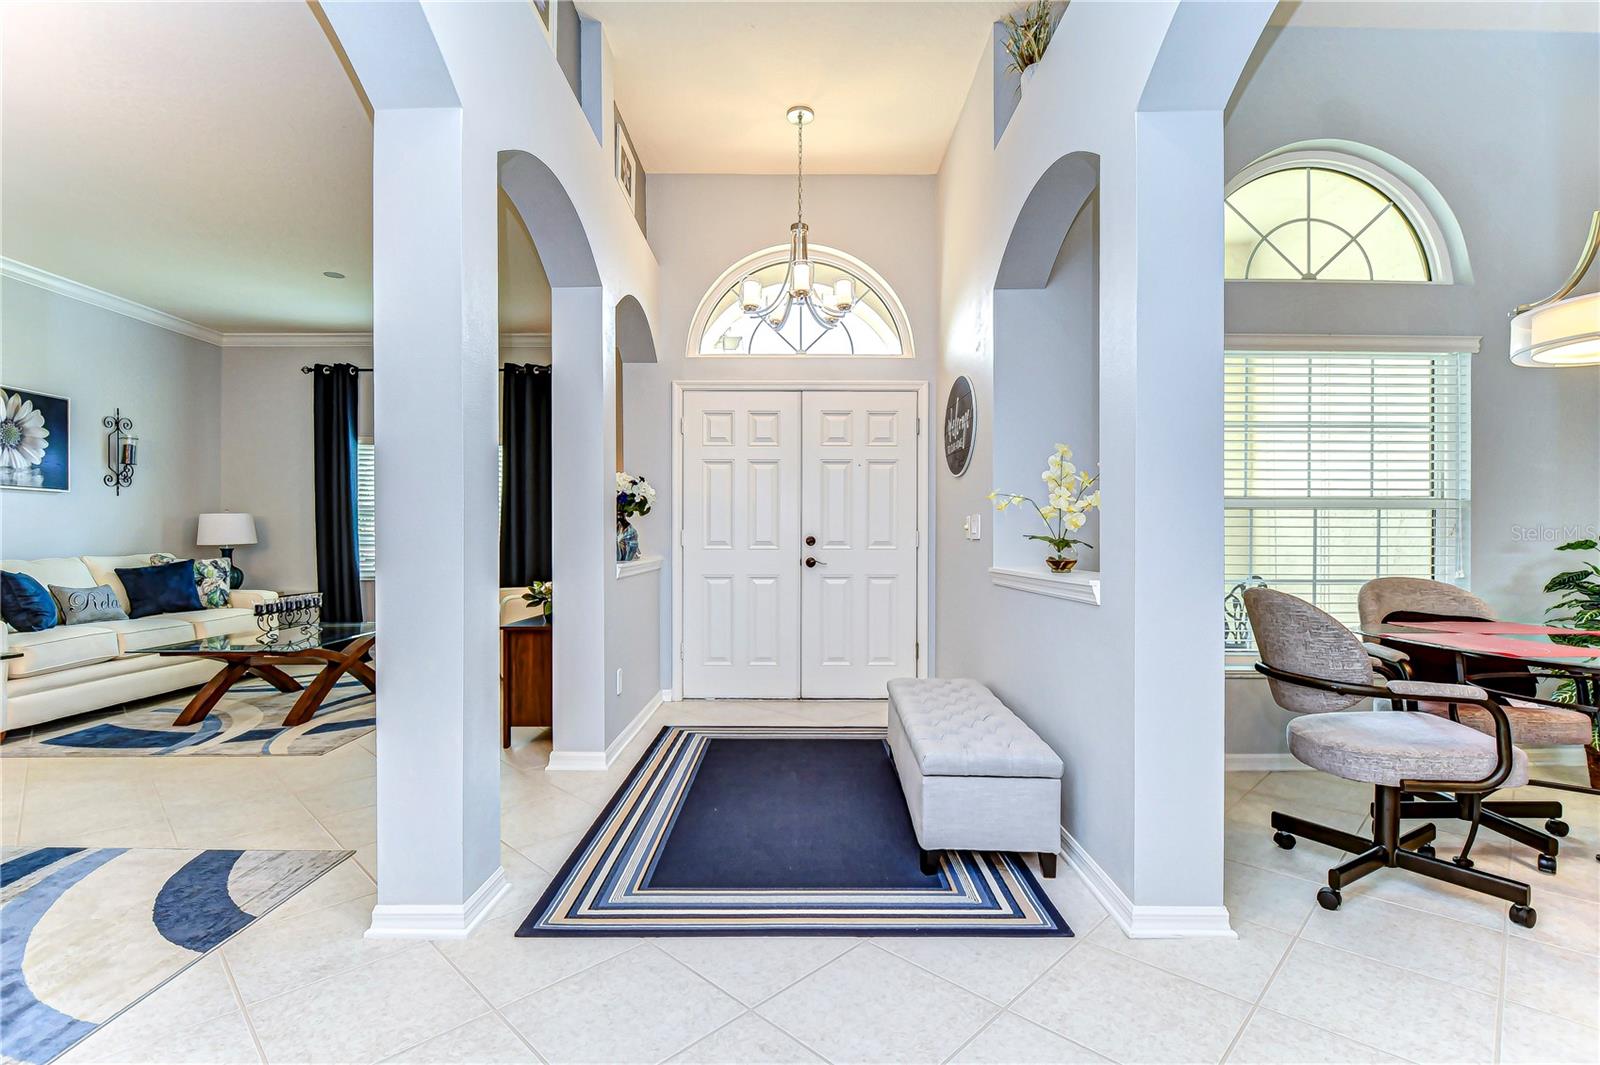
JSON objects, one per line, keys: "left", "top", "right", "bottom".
{"left": 521, "top": 581, "right": 552, "bottom": 622}
{"left": 1543, "top": 537, "right": 1600, "bottom": 786}
{"left": 1002, "top": 0, "right": 1060, "bottom": 91}
{"left": 990, "top": 443, "right": 1101, "bottom": 572}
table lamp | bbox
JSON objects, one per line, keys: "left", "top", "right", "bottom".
{"left": 197, "top": 512, "right": 258, "bottom": 590}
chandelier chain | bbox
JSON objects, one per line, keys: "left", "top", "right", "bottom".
{"left": 796, "top": 118, "right": 804, "bottom": 227}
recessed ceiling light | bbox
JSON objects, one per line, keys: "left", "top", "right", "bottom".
{"left": 323, "top": 270, "right": 346, "bottom": 279}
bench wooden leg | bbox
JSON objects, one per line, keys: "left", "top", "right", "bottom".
{"left": 1039, "top": 852, "right": 1057, "bottom": 878}
{"left": 919, "top": 849, "right": 942, "bottom": 876}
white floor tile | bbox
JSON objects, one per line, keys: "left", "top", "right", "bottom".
{"left": 1086, "top": 918, "right": 1293, "bottom": 1001}
{"left": 1504, "top": 936, "right": 1600, "bottom": 1027}
{"left": 1224, "top": 1008, "right": 1406, "bottom": 1064}
{"left": 756, "top": 943, "right": 998, "bottom": 1064}
{"left": 1298, "top": 893, "right": 1505, "bottom": 994}
{"left": 380, "top": 1012, "right": 538, "bottom": 1064}
{"left": 223, "top": 896, "right": 413, "bottom": 1003}
{"left": 667, "top": 1014, "right": 824, "bottom": 1064}
{"left": 1498, "top": 1002, "right": 1600, "bottom": 1064}
{"left": 873, "top": 934, "right": 1074, "bottom": 1005}
{"left": 1010, "top": 943, "right": 1252, "bottom": 1064}
{"left": 499, "top": 944, "right": 743, "bottom": 1064}
{"left": 948, "top": 1011, "right": 1110, "bottom": 1064}
{"left": 1223, "top": 861, "right": 1317, "bottom": 935}
{"left": 246, "top": 946, "right": 488, "bottom": 1064}
{"left": 1260, "top": 939, "right": 1497, "bottom": 1063}
{"left": 436, "top": 912, "right": 639, "bottom": 1007}
{"left": 59, "top": 1005, "right": 262, "bottom": 1065}
{"left": 655, "top": 936, "right": 856, "bottom": 1007}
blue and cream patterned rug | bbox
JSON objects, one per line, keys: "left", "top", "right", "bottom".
{"left": 519, "top": 725, "right": 1071, "bottom": 937}
{"left": 0, "top": 846, "right": 350, "bottom": 1064}
{"left": 0, "top": 674, "right": 373, "bottom": 758}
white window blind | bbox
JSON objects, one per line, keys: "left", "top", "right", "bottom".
{"left": 356, "top": 441, "right": 376, "bottom": 580}
{"left": 1224, "top": 348, "right": 1470, "bottom": 649}
{"left": 355, "top": 443, "right": 502, "bottom": 583}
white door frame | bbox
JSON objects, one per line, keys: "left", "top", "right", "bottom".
{"left": 672, "top": 380, "right": 932, "bottom": 700}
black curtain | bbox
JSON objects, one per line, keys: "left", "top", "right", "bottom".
{"left": 500, "top": 364, "right": 553, "bottom": 585}
{"left": 312, "top": 363, "right": 364, "bottom": 623}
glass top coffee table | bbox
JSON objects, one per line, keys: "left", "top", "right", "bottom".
{"left": 137, "top": 622, "right": 376, "bottom": 728}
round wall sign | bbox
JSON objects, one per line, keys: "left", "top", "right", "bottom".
{"left": 943, "top": 375, "right": 976, "bottom": 476}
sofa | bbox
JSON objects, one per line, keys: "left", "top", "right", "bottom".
{"left": 1, "top": 553, "right": 278, "bottom": 734}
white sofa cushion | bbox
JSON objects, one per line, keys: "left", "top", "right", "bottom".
{"left": 8, "top": 651, "right": 195, "bottom": 696}
{"left": 2, "top": 556, "right": 98, "bottom": 592}
{"left": 163, "top": 607, "right": 256, "bottom": 638}
{"left": 82, "top": 553, "right": 176, "bottom": 614}
{"left": 93, "top": 616, "right": 198, "bottom": 653}
{"left": 6, "top": 625, "right": 121, "bottom": 679}
{"left": 887, "top": 678, "right": 1064, "bottom": 779}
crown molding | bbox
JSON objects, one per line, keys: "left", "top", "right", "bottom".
{"left": 2, "top": 257, "right": 225, "bottom": 346}
{"left": 222, "top": 332, "right": 552, "bottom": 349}
{"left": 1224, "top": 333, "right": 1482, "bottom": 354}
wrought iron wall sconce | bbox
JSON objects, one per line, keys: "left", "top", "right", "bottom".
{"left": 103, "top": 408, "right": 137, "bottom": 494}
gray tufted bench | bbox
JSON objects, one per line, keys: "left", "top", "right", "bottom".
{"left": 886, "top": 678, "right": 1064, "bottom": 877}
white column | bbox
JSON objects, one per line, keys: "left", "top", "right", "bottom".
{"left": 1128, "top": 108, "right": 1230, "bottom": 930}
{"left": 367, "top": 106, "right": 506, "bottom": 937}
{"left": 548, "top": 286, "right": 612, "bottom": 764}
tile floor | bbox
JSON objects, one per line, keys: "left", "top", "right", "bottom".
{"left": 3, "top": 698, "right": 1596, "bottom": 1065}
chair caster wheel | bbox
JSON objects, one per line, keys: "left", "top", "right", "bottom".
{"left": 1545, "top": 819, "right": 1569, "bottom": 837}
{"left": 1510, "top": 904, "right": 1537, "bottom": 929}
{"left": 1416, "top": 844, "right": 1436, "bottom": 858}
{"left": 1273, "top": 831, "right": 1296, "bottom": 850}
{"left": 1317, "top": 887, "right": 1341, "bottom": 911}
{"left": 1537, "top": 854, "right": 1558, "bottom": 875}
{"left": 1452, "top": 856, "right": 1475, "bottom": 869}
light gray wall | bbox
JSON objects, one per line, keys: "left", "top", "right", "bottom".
{"left": 1223, "top": 26, "right": 1600, "bottom": 757}
{"left": 636, "top": 174, "right": 941, "bottom": 690}
{"left": 0, "top": 277, "right": 222, "bottom": 561}
{"left": 219, "top": 344, "right": 373, "bottom": 599}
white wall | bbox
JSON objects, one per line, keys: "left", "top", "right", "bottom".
{"left": 1, "top": 276, "right": 221, "bottom": 560}
{"left": 635, "top": 174, "right": 940, "bottom": 691}
{"left": 1223, "top": 25, "right": 1600, "bottom": 759}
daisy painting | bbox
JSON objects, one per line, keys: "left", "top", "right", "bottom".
{"left": 0, "top": 386, "right": 69, "bottom": 491}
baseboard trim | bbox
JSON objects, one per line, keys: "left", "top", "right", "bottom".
{"left": 365, "top": 866, "right": 507, "bottom": 940}
{"left": 544, "top": 689, "right": 665, "bottom": 773}
{"left": 1059, "top": 827, "right": 1236, "bottom": 940}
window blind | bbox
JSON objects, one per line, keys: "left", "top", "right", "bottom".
{"left": 355, "top": 441, "right": 377, "bottom": 581}
{"left": 1224, "top": 348, "right": 1471, "bottom": 648}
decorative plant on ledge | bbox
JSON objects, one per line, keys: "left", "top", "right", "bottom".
{"left": 521, "top": 581, "right": 552, "bottom": 622}
{"left": 991, "top": 443, "right": 1100, "bottom": 573}
{"left": 1002, "top": 0, "right": 1061, "bottom": 82}
{"left": 616, "top": 472, "right": 656, "bottom": 563}
{"left": 1542, "top": 537, "right": 1600, "bottom": 784}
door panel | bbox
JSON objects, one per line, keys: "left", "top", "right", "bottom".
{"left": 799, "top": 391, "right": 919, "bottom": 698}
{"left": 682, "top": 392, "right": 801, "bottom": 698}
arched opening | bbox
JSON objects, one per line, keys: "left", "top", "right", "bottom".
{"left": 687, "top": 244, "right": 914, "bottom": 357}
{"left": 991, "top": 151, "right": 1102, "bottom": 575}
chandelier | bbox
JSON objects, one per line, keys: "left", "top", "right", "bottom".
{"left": 738, "top": 105, "right": 856, "bottom": 333}
{"left": 1509, "top": 210, "right": 1600, "bottom": 368}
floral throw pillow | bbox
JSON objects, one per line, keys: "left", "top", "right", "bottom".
{"left": 149, "top": 552, "right": 230, "bottom": 608}
{"left": 194, "top": 558, "right": 232, "bottom": 609}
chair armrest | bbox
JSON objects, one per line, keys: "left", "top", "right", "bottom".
{"left": 1385, "top": 680, "right": 1488, "bottom": 701}
{"left": 230, "top": 589, "right": 279, "bottom": 609}
{"left": 1364, "top": 643, "right": 1410, "bottom": 666}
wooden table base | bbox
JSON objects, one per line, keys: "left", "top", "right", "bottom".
{"left": 170, "top": 635, "right": 376, "bottom": 728}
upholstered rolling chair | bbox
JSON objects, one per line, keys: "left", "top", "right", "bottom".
{"left": 1243, "top": 587, "right": 1539, "bottom": 926}
{"left": 1359, "top": 577, "right": 1590, "bottom": 873}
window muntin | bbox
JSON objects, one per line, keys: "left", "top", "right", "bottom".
{"left": 1225, "top": 166, "right": 1431, "bottom": 282}
{"left": 693, "top": 249, "right": 909, "bottom": 357}
{"left": 1224, "top": 349, "right": 1470, "bottom": 649}
{"left": 356, "top": 440, "right": 376, "bottom": 581}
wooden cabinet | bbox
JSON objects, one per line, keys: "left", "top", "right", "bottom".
{"left": 501, "top": 618, "right": 552, "bottom": 747}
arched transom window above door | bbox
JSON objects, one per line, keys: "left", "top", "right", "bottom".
{"left": 1225, "top": 151, "right": 1453, "bottom": 283}
{"left": 691, "top": 245, "right": 913, "bottom": 357}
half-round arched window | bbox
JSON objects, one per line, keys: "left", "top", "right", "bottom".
{"left": 1224, "top": 151, "right": 1451, "bottom": 283}
{"left": 690, "top": 245, "right": 913, "bottom": 357}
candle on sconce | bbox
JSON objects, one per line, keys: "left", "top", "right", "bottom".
{"left": 120, "top": 436, "right": 139, "bottom": 468}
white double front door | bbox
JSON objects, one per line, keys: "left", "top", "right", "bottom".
{"left": 681, "top": 389, "right": 920, "bottom": 699}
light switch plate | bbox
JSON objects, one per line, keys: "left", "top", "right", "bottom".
{"left": 966, "top": 513, "right": 982, "bottom": 540}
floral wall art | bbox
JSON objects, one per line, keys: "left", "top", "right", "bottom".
{"left": 0, "top": 386, "right": 69, "bottom": 492}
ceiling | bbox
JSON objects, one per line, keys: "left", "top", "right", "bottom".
{"left": 580, "top": 1, "right": 1015, "bottom": 175}
{"left": 1271, "top": 1, "right": 1600, "bottom": 33}
{"left": 0, "top": 1, "right": 549, "bottom": 335}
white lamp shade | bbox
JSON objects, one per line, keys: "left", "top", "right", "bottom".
{"left": 197, "top": 512, "right": 257, "bottom": 547}
{"left": 1510, "top": 291, "right": 1600, "bottom": 367}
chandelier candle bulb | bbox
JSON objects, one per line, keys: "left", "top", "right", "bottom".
{"left": 792, "top": 260, "right": 812, "bottom": 297}
{"left": 741, "top": 278, "right": 762, "bottom": 311}
{"left": 833, "top": 278, "right": 854, "bottom": 310}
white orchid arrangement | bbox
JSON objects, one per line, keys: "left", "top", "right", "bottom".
{"left": 990, "top": 444, "right": 1101, "bottom": 560}
{"left": 616, "top": 471, "right": 656, "bottom": 520}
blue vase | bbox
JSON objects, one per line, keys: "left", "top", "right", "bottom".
{"left": 617, "top": 518, "right": 640, "bottom": 563}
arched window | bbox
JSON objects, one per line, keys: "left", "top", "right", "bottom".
{"left": 1224, "top": 151, "right": 1449, "bottom": 283}
{"left": 690, "top": 245, "right": 912, "bottom": 357}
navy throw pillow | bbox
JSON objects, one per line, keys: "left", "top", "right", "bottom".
{"left": 116, "top": 559, "right": 204, "bottom": 619}
{"left": 1, "top": 570, "right": 59, "bottom": 632}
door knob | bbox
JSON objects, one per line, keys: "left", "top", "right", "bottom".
{"left": 805, "top": 535, "right": 816, "bottom": 546}
{"left": 805, "top": 556, "right": 827, "bottom": 568}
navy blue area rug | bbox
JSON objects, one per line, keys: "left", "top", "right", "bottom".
{"left": 518, "top": 725, "right": 1071, "bottom": 936}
